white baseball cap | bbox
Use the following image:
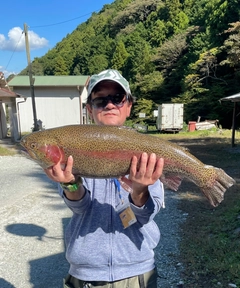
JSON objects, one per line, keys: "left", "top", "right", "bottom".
{"left": 87, "top": 69, "right": 131, "bottom": 97}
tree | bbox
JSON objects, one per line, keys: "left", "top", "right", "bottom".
{"left": 153, "top": 32, "right": 188, "bottom": 74}
{"left": 19, "top": 58, "right": 44, "bottom": 76}
{"left": 111, "top": 41, "right": 129, "bottom": 71}
{"left": 111, "top": 0, "right": 160, "bottom": 35}
{"left": 53, "top": 56, "right": 68, "bottom": 75}
{"left": 148, "top": 19, "right": 167, "bottom": 47}
{"left": 15, "top": 0, "right": 240, "bottom": 129}
{"left": 133, "top": 71, "right": 165, "bottom": 103}
{"left": 123, "top": 31, "right": 152, "bottom": 79}
{"left": 6, "top": 74, "right": 15, "bottom": 82}
{"left": 132, "top": 98, "right": 157, "bottom": 123}
{"left": 87, "top": 55, "right": 108, "bottom": 75}
{"left": 161, "top": 0, "right": 189, "bottom": 35}
{"left": 187, "top": 48, "right": 226, "bottom": 87}
{"left": 204, "top": 0, "right": 240, "bottom": 45}
{"left": 220, "top": 22, "right": 240, "bottom": 68}
{"left": 183, "top": 0, "right": 208, "bottom": 26}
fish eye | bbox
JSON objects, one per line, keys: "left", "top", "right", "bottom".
{"left": 30, "top": 142, "right": 37, "bottom": 149}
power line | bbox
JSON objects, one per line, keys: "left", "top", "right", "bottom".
{"left": 30, "top": 10, "right": 100, "bottom": 29}
{"left": 4, "top": 7, "right": 102, "bottom": 73}
{"left": 5, "top": 33, "right": 23, "bottom": 71}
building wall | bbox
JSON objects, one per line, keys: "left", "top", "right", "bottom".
{"left": 15, "top": 86, "right": 88, "bottom": 133}
{"left": 0, "top": 102, "right": 7, "bottom": 139}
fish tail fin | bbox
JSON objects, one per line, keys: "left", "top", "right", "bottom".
{"left": 201, "top": 167, "right": 235, "bottom": 207}
{"left": 118, "top": 177, "right": 133, "bottom": 193}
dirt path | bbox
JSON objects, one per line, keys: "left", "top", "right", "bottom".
{"left": 0, "top": 155, "right": 72, "bottom": 288}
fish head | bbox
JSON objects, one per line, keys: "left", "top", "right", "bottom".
{"left": 20, "top": 132, "right": 65, "bottom": 169}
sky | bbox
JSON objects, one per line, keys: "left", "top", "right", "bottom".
{"left": 0, "top": 0, "right": 114, "bottom": 78}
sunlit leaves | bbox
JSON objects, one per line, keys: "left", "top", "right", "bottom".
{"left": 132, "top": 98, "right": 157, "bottom": 122}
{"left": 111, "top": 41, "right": 129, "bottom": 71}
{"left": 220, "top": 22, "right": 240, "bottom": 68}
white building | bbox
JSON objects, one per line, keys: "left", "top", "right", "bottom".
{"left": 8, "top": 75, "right": 90, "bottom": 139}
{"left": 0, "top": 72, "right": 22, "bottom": 141}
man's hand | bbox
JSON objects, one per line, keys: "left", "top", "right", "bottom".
{"left": 120, "top": 153, "right": 164, "bottom": 207}
{"left": 44, "top": 155, "right": 75, "bottom": 183}
{"left": 44, "top": 156, "right": 85, "bottom": 200}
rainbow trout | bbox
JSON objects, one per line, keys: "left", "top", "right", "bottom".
{"left": 20, "top": 125, "right": 235, "bottom": 207}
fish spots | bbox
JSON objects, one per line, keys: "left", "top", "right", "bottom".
{"left": 76, "top": 149, "right": 140, "bottom": 160}
{"left": 19, "top": 124, "right": 236, "bottom": 206}
{"left": 61, "top": 148, "right": 142, "bottom": 177}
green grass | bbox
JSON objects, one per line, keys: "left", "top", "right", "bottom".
{"left": 179, "top": 190, "right": 240, "bottom": 287}
{"left": 151, "top": 127, "right": 239, "bottom": 139}
{"left": 150, "top": 129, "right": 240, "bottom": 287}
{"left": 0, "top": 145, "right": 16, "bottom": 156}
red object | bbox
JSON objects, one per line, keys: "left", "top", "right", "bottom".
{"left": 188, "top": 121, "right": 196, "bottom": 132}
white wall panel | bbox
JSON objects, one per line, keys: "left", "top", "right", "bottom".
{"left": 16, "top": 86, "right": 85, "bottom": 133}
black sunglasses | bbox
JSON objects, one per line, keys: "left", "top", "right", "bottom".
{"left": 91, "top": 93, "right": 127, "bottom": 109}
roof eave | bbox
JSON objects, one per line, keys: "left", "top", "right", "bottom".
{"left": 220, "top": 92, "right": 240, "bottom": 102}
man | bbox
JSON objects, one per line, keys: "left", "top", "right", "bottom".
{"left": 44, "top": 69, "right": 165, "bottom": 288}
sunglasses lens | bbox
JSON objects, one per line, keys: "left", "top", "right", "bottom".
{"left": 114, "top": 94, "right": 125, "bottom": 104}
{"left": 91, "top": 98, "right": 108, "bottom": 108}
{"left": 91, "top": 94, "right": 126, "bottom": 109}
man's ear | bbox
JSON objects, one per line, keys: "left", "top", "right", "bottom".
{"left": 126, "top": 102, "right": 132, "bottom": 117}
{"left": 86, "top": 104, "right": 93, "bottom": 120}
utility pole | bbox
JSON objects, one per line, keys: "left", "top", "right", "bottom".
{"left": 23, "top": 23, "right": 38, "bottom": 131}
{"left": 77, "top": 86, "right": 83, "bottom": 124}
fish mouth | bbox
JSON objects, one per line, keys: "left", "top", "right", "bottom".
{"left": 20, "top": 147, "right": 50, "bottom": 169}
{"left": 20, "top": 146, "right": 38, "bottom": 161}
{"left": 20, "top": 149, "right": 31, "bottom": 158}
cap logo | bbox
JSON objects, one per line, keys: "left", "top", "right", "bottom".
{"left": 87, "top": 69, "right": 131, "bottom": 96}
{"left": 98, "top": 70, "right": 122, "bottom": 81}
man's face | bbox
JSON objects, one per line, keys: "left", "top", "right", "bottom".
{"left": 86, "top": 81, "right": 132, "bottom": 126}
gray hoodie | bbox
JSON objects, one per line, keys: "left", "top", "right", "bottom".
{"left": 60, "top": 178, "right": 164, "bottom": 282}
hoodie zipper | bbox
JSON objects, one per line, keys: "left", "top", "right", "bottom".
{"left": 109, "top": 179, "right": 115, "bottom": 281}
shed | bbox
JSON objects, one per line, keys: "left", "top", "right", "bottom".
{"left": 8, "top": 75, "right": 90, "bottom": 138}
{"left": 0, "top": 72, "right": 22, "bottom": 141}
{"left": 220, "top": 92, "right": 240, "bottom": 147}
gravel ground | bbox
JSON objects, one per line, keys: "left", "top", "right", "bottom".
{"left": 155, "top": 191, "right": 186, "bottom": 288}
{"left": 0, "top": 151, "right": 185, "bottom": 288}
{"left": 0, "top": 154, "right": 72, "bottom": 288}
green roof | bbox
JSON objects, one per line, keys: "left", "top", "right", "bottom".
{"left": 8, "top": 75, "right": 89, "bottom": 87}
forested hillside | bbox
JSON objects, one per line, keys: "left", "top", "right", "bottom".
{"left": 19, "top": 0, "right": 240, "bottom": 128}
